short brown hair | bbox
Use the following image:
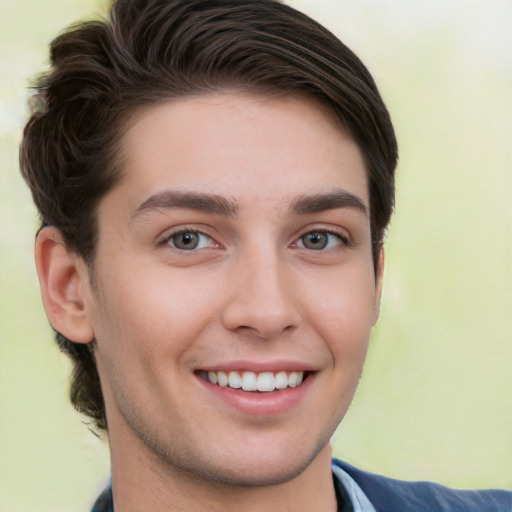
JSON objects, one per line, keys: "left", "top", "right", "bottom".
{"left": 20, "top": 0, "right": 398, "bottom": 429}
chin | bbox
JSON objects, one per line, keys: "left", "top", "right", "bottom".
{"left": 162, "top": 433, "right": 331, "bottom": 490}
{"left": 192, "top": 450, "right": 321, "bottom": 488}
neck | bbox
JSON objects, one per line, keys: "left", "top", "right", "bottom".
{"left": 109, "top": 439, "right": 337, "bottom": 512}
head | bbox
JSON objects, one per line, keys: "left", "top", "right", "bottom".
{"left": 20, "top": 0, "right": 396, "bottom": 439}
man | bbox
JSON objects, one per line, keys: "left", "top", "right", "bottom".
{"left": 20, "top": 0, "right": 511, "bottom": 511}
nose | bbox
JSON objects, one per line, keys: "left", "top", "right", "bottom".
{"left": 221, "top": 250, "right": 302, "bottom": 340}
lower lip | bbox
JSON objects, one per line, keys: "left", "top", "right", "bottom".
{"left": 196, "top": 374, "right": 315, "bottom": 416}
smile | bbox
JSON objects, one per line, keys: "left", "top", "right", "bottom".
{"left": 198, "top": 370, "right": 305, "bottom": 392}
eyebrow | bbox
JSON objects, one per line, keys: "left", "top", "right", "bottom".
{"left": 290, "top": 189, "right": 368, "bottom": 216}
{"left": 133, "top": 190, "right": 239, "bottom": 218}
{"left": 132, "top": 188, "right": 367, "bottom": 220}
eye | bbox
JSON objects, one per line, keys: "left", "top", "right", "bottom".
{"left": 297, "top": 230, "right": 347, "bottom": 250}
{"left": 166, "top": 230, "right": 214, "bottom": 251}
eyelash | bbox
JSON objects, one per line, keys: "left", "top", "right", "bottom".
{"left": 158, "top": 227, "right": 351, "bottom": 252}
{"left": 295, "top": 229, "right": 351, "bottom": 251}
{"left": 159, "top": 229, "right": 217, "bottom": 251}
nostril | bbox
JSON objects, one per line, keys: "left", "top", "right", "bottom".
{"left": 235, "top": 322, "right": 297, "bottom": 340}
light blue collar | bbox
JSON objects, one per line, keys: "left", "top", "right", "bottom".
{"left": 332, "top": 462, "right": 377, "bottom": 512}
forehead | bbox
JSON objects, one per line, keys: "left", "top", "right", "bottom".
{"left": 109, "top": 93, "right": 369, "bottom": 214}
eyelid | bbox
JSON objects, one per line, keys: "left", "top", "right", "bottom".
{"left": 294, "top": 227, "right": 352, "bottom": 250}
{"left": 156, "top": 226, "right": 219, "bottom": 250}
{"left": 155, "top": 224, "right": 351, "bottom": 251}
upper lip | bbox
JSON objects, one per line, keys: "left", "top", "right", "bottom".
{"left": 195, "top": 360, "right": 319, "bottom": 373}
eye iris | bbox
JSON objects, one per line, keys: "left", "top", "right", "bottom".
{"left": 302, "top": 232, "right": 328, "bottom": 250}
{"left": 173, "top": 232, "right": 199, "bottom": 250}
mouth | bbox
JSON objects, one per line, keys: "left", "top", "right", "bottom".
{"left": 197, "top": 370, "right": 307, "bottom": 392}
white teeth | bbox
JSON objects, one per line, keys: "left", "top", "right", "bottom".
{"left": 257, "top": 372, "right": 276, "bottom": 392}
{"left": 275, "top": 371, "right": 288, "bottom": 390}
{"left": 241, "top": 372, "right": 258, "bottom": 391}
{"left": 288, "top": 371, "right": 300, "bottom": 388}
{"left": 217, "top": 371, "right": 228, "bottom": 387}
{"left": 228, "top": 371, "right": 242, "bottom": 389}
{"left": 204, "top": 370, "right": 305, "bottom": 392}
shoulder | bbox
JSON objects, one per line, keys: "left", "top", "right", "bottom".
{"left": 332, "top": 458, "right": 512, "bottom": 512}
{"left": 90, "top": 483, "right": 113, "bottom": 512}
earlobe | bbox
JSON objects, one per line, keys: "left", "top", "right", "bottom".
{"left": 35, "top": 226, "right": 94, "bottom": 344}
{"left": 372, "top": 246, "right": 385, "bottom": 326}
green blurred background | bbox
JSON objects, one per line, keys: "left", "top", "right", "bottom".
{"left": 1, "top": 0, "right": 511, "bottom": 510}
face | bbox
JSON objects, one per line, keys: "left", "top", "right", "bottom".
{"left": 83, "top": 93, "right": 382, "bottom": 487}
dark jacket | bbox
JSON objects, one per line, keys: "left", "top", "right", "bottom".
{"left": 334, "top": 459, "right": 511, "bottom": 512}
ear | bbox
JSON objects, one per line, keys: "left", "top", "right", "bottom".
{"left": 372, "top": 246, "right": 385, "bottom": 326}
{"left": 35, "top": 226, "right": 94, "bottom": 344}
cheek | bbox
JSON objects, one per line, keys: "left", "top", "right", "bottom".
{"left": 300, "top": 265, "right": 377, "bottom": 358}
{"left": 89, "top": 269, "right": 220, "bottom": 419}
{"left": 90, "top": 265, "right": 220, "bottom": 361}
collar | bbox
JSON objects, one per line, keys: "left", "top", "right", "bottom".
{"left": 332, "top": 462, "right": 377, "bottom": 512}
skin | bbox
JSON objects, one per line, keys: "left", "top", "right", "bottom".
{"left": 36, "top": 93, "right": 383, "bottom": 511}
